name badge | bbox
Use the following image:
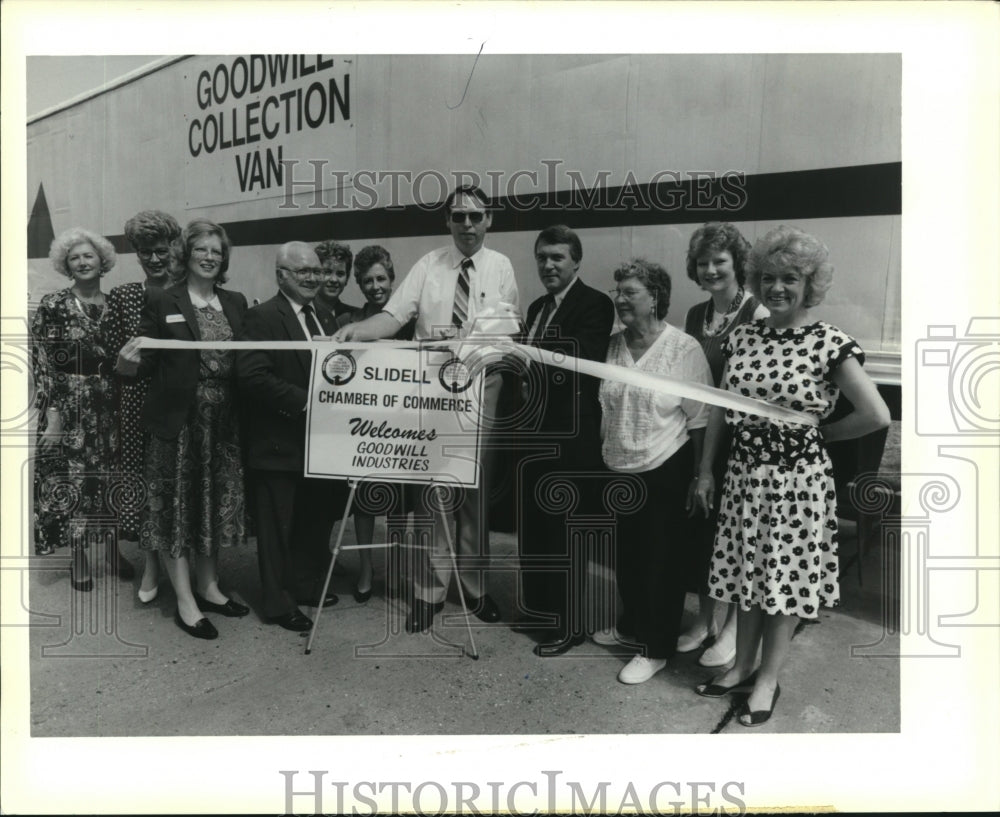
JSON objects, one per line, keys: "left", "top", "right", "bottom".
{"left": 166, "top": 314, "right": 186, "bottom": 324}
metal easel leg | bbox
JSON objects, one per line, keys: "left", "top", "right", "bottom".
{"left": 305, "top": 479, "right": 358, "bottom": 655}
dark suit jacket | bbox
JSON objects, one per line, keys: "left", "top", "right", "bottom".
{"left": 138, "top": 284, "right": 248, "bottom": 439}
{"left": 522, "top": 278, "right": 615, "bottom": 441}
{"left": 236, "top": 293, "right": 337, "bottom": 472}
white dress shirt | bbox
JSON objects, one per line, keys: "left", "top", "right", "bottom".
{"left": 384, "top": 244, "right": 519, "bottom": 340}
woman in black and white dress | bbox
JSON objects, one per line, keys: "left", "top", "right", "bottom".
{"left": 693, "top": 225, "right": 889, "bottom": 726}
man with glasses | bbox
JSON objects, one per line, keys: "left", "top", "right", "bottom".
{"left": 237, "top": 242, "right": 348, "bottom": 632}
{"left": 334, "top": 185, "right": 519, "bottom": 634}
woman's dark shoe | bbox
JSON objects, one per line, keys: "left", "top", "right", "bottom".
{"left": 193, "top": 592, "right": 249, "bottom": 617}
{"left": 70, "top": 558, "right": 93, "bottom": 592}
{"left": 353, "top": 586, "right": 373, "bottom": 604}
{"left": 695, "top": 670, "right": 758, "bottom": 698}
{"left": 174, "top": 611, "right": 219, "bottom": 640}
{"left": 739, "top": 684, "right": 781, "bottom": 727}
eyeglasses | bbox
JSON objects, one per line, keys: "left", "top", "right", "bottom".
{"left": 450, "top": 211, "right": 486, "bottom": 225}
{"left": 192, "top": 247, "right": 223, "bottom": 259}
{"left": 279, "top": 265, "right": 329, "bottom": 279}
{"left": 609, "top": 287, "right": 649, "bottom": 300}
{"left": 137, "top": 247, "right": 171, "bottom": 260}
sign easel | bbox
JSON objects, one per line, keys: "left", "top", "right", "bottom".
{"left": 302, "top": 344, "right": 485, "bottom": 657}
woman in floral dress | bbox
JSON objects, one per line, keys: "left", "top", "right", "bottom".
{"left": 32, "top": 228, "right": 126, "bottom": 589}
{"left": 117, "top": 219, "right": 249, "bottom": 640}
{"left": 104, "top": 210, "right": 181, "bottom": 602}
{"left": 693, "top": 225, "right": 890, "bottom": 726}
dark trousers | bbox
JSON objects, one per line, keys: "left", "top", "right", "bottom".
{"left": 613, "top": 441, "right": 694, "bottom": 660}
{"left": 518, "top": 424, "right": 604, "bottom": 637}
{"left": 251, "top": 471, "right": 348, "bottom": 618}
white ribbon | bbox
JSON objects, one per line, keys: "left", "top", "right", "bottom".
{"left": 136, "top": 335, "right": 817, "bottom": 426}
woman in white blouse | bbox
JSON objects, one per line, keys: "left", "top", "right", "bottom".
{"left": 598, "top": 259, "right": 712, "bottom": 684}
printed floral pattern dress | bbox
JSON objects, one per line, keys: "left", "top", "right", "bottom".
{"left": 31, "top": 289, "right": 116, "bottom": 554}
{"left": 708, "top": 320, "right": 864, "bottom": 617}
{"left": 103, "top": 281, "right": 151, "bottom": 540}
{"left": 141, "top": 304, "right": 246, "bottom": 557}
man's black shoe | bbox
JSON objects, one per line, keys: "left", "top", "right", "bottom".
{"left": 405, "top": 600, "right": 444, "bottom": 634}
{"left": 533, "top": 632, "right": 585, "bottom": 657}
{"left": 295, "top": 592, "right": 338, "bottom": 609}
{"left": 468, "top": 594, "right": 501, "bottom": 623}
{"left": 269, "top": 610, "right": 313, "bottom": 632}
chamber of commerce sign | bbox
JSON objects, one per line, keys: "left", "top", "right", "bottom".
{"left": 305, "top": 346, "right": 485, "bottom": 488}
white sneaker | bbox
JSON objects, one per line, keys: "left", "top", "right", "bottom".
{"left": 698, "top": 637, "right": 736, "bottom": 667}
{"left": 617, "top": 655, "right": 667, "bottom": 684}
{"left": 676, "top": 626, "right": 716, "bottom": 653}
{"left": 592, "top": 627, "right": 634, "bottom": 646}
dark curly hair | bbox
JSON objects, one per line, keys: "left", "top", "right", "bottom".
{"left": 685, "top": 222, "right": 752, "bottom": 286}
{"left": 123, "top": 210, "right": 181, "bottom": 249}
{"left": 315, "top": 240, "right": 353, "bottom": 274}
{"left": 353, "top": 245, "right": 394, "bottom": 285}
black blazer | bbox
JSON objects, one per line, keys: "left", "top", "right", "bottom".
{"left": 522, "top": 278, "right": 615, "bottom": 437}
{"left": 138, "top": 284, "right": 248, "bottom": 439}
{"left": 236, "top": 293, "right": 337, "bottom": 472}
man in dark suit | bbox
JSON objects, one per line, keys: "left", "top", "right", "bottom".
{"left": 237, "top": 241, "right": 347, "bottom": 631}
{"left": 516, "top": 225, "right": 615, "bottom": 656}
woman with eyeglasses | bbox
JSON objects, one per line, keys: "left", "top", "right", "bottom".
{"left": 104, "top": 211, "right": 182, "bottom": 601}
{"left": 335, "top": 245, "right": 414, "bottom": 602}
{"left": 117, "top": 219, "right": 249, "bottom": 640}
{"left": 597, "top": 259, "right": 712, "bottom": 685}
{"left": 676, "top": 222, "right": 769, "bottom": 669}
{"left": 32, "top": 228, "right": 119, "bottom": 590}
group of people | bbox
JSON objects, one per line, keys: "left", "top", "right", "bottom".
{"left": 32, "top": 184, "right": 890, "bottom": 727}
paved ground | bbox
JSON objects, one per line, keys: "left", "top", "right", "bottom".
{"left": 24, "top": 517, "right": 899, "bottom": 737}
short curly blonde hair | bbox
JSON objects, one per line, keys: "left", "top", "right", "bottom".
{"left": 49, "top": 228, "right": 117, "bottom": 278}
{"left": 747, "top": 225, "right": 833, "bottom": 308}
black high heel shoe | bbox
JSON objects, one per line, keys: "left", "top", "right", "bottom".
{"left": 353, "top": 586, "right": 373, "bottom": 604}
{"left": 739, "top": 684, "right": 781, "bottom": 727}
{"left": 695, "top": 670, "right": 758, "bottom": 698}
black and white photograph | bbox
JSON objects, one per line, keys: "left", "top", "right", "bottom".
{"left": 2, "top": 2, "right": 997, "bottom": 815}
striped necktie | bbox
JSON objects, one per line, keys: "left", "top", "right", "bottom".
{"left": 452, "top": 257, "right": 473, "bottom": 329}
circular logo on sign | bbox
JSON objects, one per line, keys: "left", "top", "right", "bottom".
{"left": 439, "top": 356, "right": 473, "bottom": 393}
{"left": 321, "top": 351, "right": 356, "bottom": 385}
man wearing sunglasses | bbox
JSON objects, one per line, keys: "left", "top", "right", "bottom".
{"left": 333, "top": 185, "right": 520, "bottom": 634}
{"left": 237, "top": 242, "right": 349, "bottom": 632}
